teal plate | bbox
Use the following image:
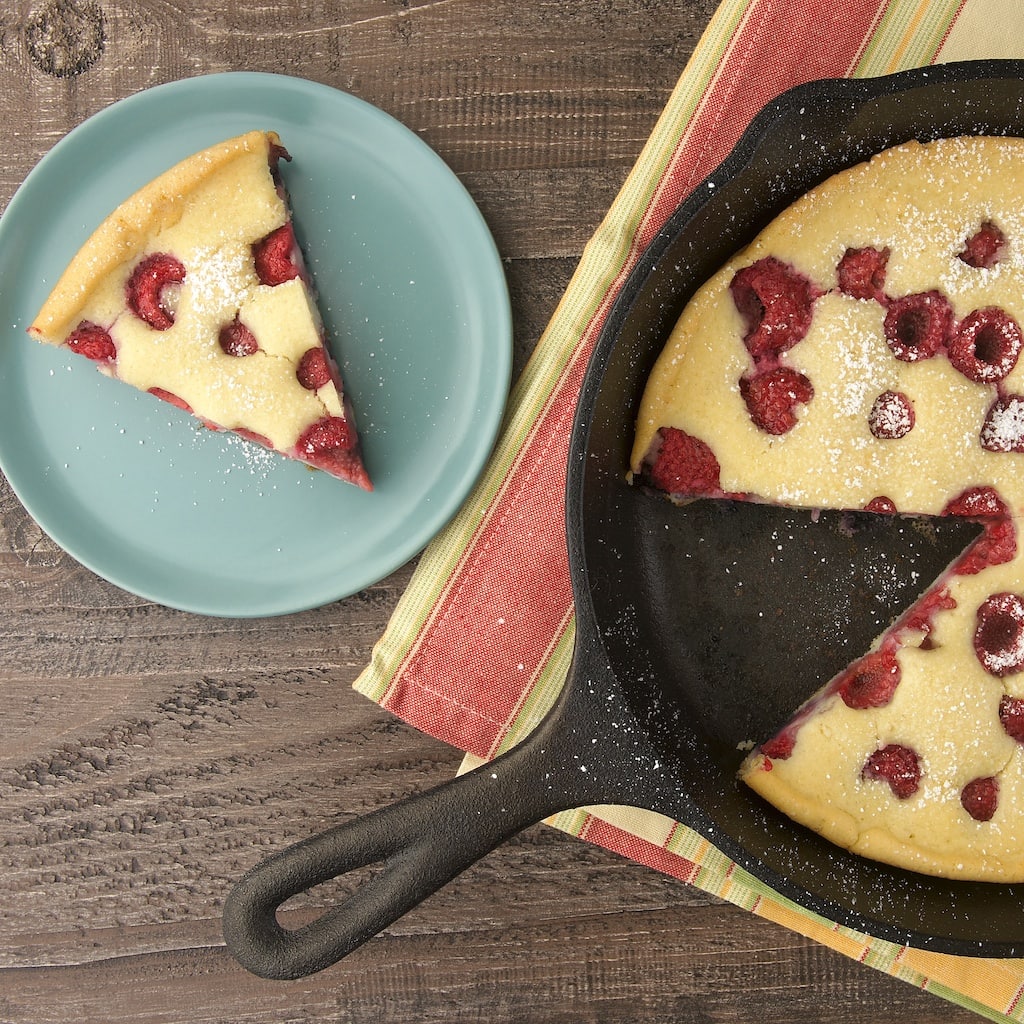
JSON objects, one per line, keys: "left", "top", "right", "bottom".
{"left": 0, "top": 73, "right": 511, "bottom": 617}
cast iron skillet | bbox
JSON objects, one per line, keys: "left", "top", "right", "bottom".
{"left": 223, "top": 60, "right": 1024, "bottom": 979}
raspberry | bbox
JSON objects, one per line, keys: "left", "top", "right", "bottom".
{"left": 648, "top": 426, "right": 722, "bottom": 496}
{"left": 729, "top": 257, "right": 819, "bottom": 361}
{"left": 948, "top": 307, "right": 1022, "bottom": 383}
{"left": 295, "top": 416, "right": 369, "bottom": 483}
{"left": 898, "top": 586, "right": 956, "bottom": 637}
{"left": 739, "top": 366, "right": 813, "bottom": 435}
{"left": 977, "top": 520, "right": 1018, "bottom": 573}
{"left": 943, "top": 487, "right": 1017, "bottom": 572}
{"left": 944, "top": 485, "right": 1010, "bottom": 520}
{"left": 861, "top": 743, "right": 921, "bottom": 799}
{"left": 837, "top": 246, "right": 889, "bottom": 302}
{"left": 298, "top": 415, "right": 353, "bottom": 456}
{"left": 999, "top": 695, "right": 1024, "bottom": 742}
{"left": 958, "top": 221, "right": 1006, "bottom": 269}
{"left": 127, "top": 253, "right": 186, "bottom": 331}
{"left": 296, "top": 347, "right": 332, "bottom": 391}
{"left": 837, "top": 649, "right": 901, "bottom": 709}
{"left": 882, "top": 291, "right": 953, "bottom": 361}
{"left": 760, "top": 731, "right": 796, "bottom": 761}
{"left": 864, "top": 496, "right": 898, "bottom": 514}
{"left": 66, "top": 321, "right": 116, "bottom": 362}
{"left": 961, "top": 776, "right": 999, "bottom": 822}
{"left": 253, "top": 223, "right": 301, "bottom": 286}
{"left": 868, "top": 390, "right": 915, "bottom": 439}
{"left": 218, "top": 318, "right": 259, "bottom": 357}
{"left": 981, "top": 395, "right": 1024, "bottom": 453}
{"left": 147, "top": 387, "right": 192, "bottom": 413}
{"left": 973, "top": 592, "right": 1024, "bottom": 677}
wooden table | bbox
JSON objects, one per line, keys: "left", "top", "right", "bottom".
{"left": 0, "top": 3, "right": 990, "bottom": 1021}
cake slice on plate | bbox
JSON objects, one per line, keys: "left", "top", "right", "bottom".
{"left": 631, "top": 136, "right": 1024, "bottom": 881}
{"left": 28, "top": 130, "right": 371, "bottom": 490}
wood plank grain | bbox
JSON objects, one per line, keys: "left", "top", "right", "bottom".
{"left": 0, "top": 858, "right": 983, "bottom": 1024}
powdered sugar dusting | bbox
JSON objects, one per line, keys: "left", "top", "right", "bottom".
{"left": 221, "top": 429, "right": 281, "bottom": 477}
{"left": 868, "top": 390, "right": 914, "bottom": 439}
{"left": 981, "top": 395, "right": 1024, "bottom": 453}
{"left": 185, "top": 244, "right": 251, "bottom": 317}
{"left": 820, "top": 304, "right": 879, "bottom": 418}
{"left": 986, "top": 635, "right": 1024, "bottom": 676}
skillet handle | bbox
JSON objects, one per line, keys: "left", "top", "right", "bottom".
{"left": 222, "top": 712, "right": 608, "bottom": 980}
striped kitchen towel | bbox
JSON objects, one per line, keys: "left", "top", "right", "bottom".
{"left": 356, "top": 1, "right": 1024, "bottom": 1019}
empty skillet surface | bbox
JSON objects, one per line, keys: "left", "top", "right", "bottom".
{"left": 223, "top": 60, "right": 1024, "bottom": 979}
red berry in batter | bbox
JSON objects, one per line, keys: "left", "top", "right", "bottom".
{"left": 861, "top": 743, "right": 921, "bottom": 799}
{"left": 295, "top": 415, "right": 368, "bottom": 481}
{"left": 760, "top": 731, "right": 796, "bottom": 761}
{"left": 648, "top": 426, "right": 722, "bottom": 496}
{"left": 943, "top": 486, "right": 1017, "bottom": 572}
{"left": 218, "top": 318, "right": 259, "bottom": 357}
{"left": 868, "top": 390, "right": 915, "bottom": 439}
{"left": 948, "top": 307, "right": 1022, "bottom": 384}
{"left": 296, "top": 347, "right": 332, "bottom": 391}
{"left": 980, "top": 520, "right": 1017, "bottom": 572}
{"left": 127, "top": 253, "right": 186, "bottom": 331}
{"left": 66, "top": 321, "right": 116, "bottom": 362}
{"left": 974, "top": 592, "right": 1024, "bottom": 677}
{"left": 739, "top": 366, "right": 814, "bottom": 435}
{"left": 837, "top": 649, "right": 901, "bottom": 709}
{"left": 253, "top": 222, "right": 301, "bottom": 286}
{"left": 981, "top": 395, "right": 1024, "bottom": 453}
{"left": 944, "top": 485, "right": 1009, "bottom": 520}
{"left": 864, "top": 496, "right": 898, "bottom": 514}
{"left": 729, "top": 257, "right": 819, "bottom": 361}
{"left": 147, "top": 387, "right": 192, "bottom": 413}
{"left": 961, "top": 776, "right": 999, "bottom": 822}
{"left": 883, "top": 291, "right": 953, "bottom": 362}
{"left": 298, "top": 415, "right": 353, "bottom": 456}
{"left": 958, "top": 221, "right": 1006, "bottom": 269}
{"left": 999, "top": 695, "right": 1024, "bottom": 743}
{"left": 837, "top": 246, "right": 889, "bottom": 302}
{"left": 898, "top": 585, "right": 956, "bottom": 636}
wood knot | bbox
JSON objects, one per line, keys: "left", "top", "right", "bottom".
{"left": 26, "top": 0, "right": 106, "bottom": 79}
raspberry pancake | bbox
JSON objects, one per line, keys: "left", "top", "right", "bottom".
{"left": 630, "top": 135, "right": 1024, "bottom": 881}
{"left": 28, "top": 130, "right": 370, "bottom": 490}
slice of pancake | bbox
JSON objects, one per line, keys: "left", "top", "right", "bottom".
{"left": 29, "top": 130, "right": 370, "bottom": 490}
